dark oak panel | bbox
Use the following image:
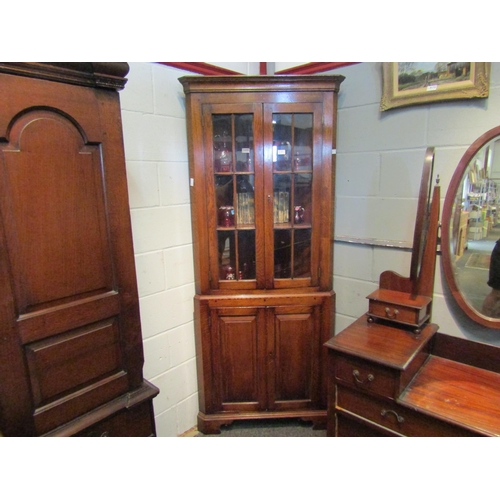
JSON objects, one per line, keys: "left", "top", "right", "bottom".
{"left": 2, "top": 110, "right": 113, "bottom": 313}
{"left": 25, "top": 318, "right": 123, "bottom": 405}
{"left": 0, "top": 63, "right": 157, "bottom": 437}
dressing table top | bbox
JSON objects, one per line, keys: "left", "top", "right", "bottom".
{"left": 325, "top": 315, "right": 438, "bottom": 371}
{"left": 400, "top": 355, "right": 500, "bottom": 436}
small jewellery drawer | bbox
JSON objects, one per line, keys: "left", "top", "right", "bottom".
{"left": 366, "top": 289, "right": 431, "bottom": 330}
{"left": 337, "top": 387, "right": 476, "bottom": 437}
{"left": 334, "top": 355, "right": 399, "bottom": 399}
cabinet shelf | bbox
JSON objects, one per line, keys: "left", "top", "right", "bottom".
{"left": 274, "top": 223, "right": 312, "bottom": 229}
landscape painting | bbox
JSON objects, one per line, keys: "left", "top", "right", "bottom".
{"left": 381, "top": 62, "right": 490, "bottom": 111}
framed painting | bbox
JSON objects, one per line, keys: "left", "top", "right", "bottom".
{"left": 381, "top": 62, "right": 490, "bottom": 111}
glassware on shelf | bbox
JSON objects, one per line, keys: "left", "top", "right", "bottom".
{"left": 214, "top": 130, "right": 232, "bottom": 172}
{"left": 294, "top": 205, "right": 305, "bottom": 224}
{"left": 224, "top": 265, "right": 236, "bottom": 280}
{"left": 218, "top": 206, "right": 235, "bottom": 227}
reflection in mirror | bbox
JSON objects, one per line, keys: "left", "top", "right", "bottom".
{"left": 442, "top": 125, "right": 500, "bottom": 328}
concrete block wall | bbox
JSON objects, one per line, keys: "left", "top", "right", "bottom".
{"left": 120, "top": 63, "right": 197, "bottom": 437}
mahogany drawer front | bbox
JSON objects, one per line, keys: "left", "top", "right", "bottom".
{"left": 337, "top": 387, "right": 477, "bottom": 437}
{"left": 334, "top": 355, "right": 399, "bottom": 399}
{"left": 74, "top": 400, "right": 156, "bottom": 437}
{"left": 368, "top": 301, "right": 429, "bottom": 327}
{"left": 337, "top": 413, "right": 397, "bottom": 437}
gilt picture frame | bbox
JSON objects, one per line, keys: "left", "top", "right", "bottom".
{"left": 381, "top": 62, "right": 490, "bottom": 111}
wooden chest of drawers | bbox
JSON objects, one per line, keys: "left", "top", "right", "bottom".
{"left": 326, "top": 315, "right": 436, "bottom": 436}
{"left": 325, "top": 315, "right": 500, "bottom": 437}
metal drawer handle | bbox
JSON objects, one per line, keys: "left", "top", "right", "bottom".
{"left": 352, "top": 369, "right": 374, "bottom": 384}
{"left": 381, "top": 409, "right": 404, "bottom": 423}
{"left": 86, "top": 430, "right": 110, "bottom": 437}
{"left": 385, "top": 307, "right": 399, "bottom": 319}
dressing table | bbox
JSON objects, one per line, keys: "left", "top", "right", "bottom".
{"left": 326, "top": 147, "right": 500, "bottom": 437}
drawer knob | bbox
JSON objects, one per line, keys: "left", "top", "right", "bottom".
{"left": 352, "top": 369, "right": 374, "bottom": 384}
{"left": 384, "top": 307, "right": 399, "bottom": 319}
{"left": 381, "top": 409, "right": 404, "bottom": 423}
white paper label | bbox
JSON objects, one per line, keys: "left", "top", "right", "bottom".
{"left": 190, "top": 178, "right": 194, "bottom": 186}
{"left": 242, "top": 148, "right": 250, "bottom": 153}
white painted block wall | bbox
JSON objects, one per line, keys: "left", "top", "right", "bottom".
{"left": 119, "top": 62, "right": 259, "bottom": 437}
{"left": 119, "top": 62, "right": 500, "bottom": 436}
{"left": 120, "top": 63, "right": 197, "bottom": 437}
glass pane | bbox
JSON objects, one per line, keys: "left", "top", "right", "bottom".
{"left": 294, "top": 174, "right": 312, "bottom": 225}
{"left": 293, "top": 114, "right": 313, "bottom": 171}
{"left": 273, "top": 174, "right": 291, "bottom": 224}
{"left": 238, "top": 230, "right": 256, "bottom": 280}
{"left": 218, "top": 231, "right": 236, "bottom": 280}
{"left": 274, "top": 229, "right": 291, "bottom": 278}
{"left": 213, "top": 115, "right": 232, "bottom": 172}
{"left": 215, "top": 176, "right": 234, "bottom": 227}
{"left": 294, "top": 229, "right": 312, "bottom": 278}
{"left": 236, "top": 175, "right": 255, "bottom": 226}
{"left": 235, "top": 114, "right": 254, "bottom": 172}
{"left": 273, "top": 114, "right": 292, "bottom": 171}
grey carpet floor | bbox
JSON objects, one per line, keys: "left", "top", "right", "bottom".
{"left": 195, "top": 418, "right": 326, "bottom": 437}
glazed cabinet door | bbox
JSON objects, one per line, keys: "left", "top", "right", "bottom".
{"left": 264, "top": 103, "right": 325, "bottom": 290}
{"left": 199, "top": 100, "right": 332, "bottom": 292}
{"left": 202, "top": 103, "right": 265, "bottom": 292}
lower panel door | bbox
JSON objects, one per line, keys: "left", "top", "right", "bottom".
{"left": 267, "top": 304, "right": 322, "bottom": 411}
{"left": 211, "top": 306, "right": 267, "bottom": 412}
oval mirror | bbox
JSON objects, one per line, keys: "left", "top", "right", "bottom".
{"left": 442, "top": 125, "right": 500, "bottom": 328}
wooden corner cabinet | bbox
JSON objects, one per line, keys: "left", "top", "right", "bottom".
{"left": 0, "top": 63, "right": 158, "bottom": 436}
{"left": 180, "top": 75, "right": 344, "bottom": 434}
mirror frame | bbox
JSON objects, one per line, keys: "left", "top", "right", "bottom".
{"left": 410, "top": 147, "right": 434, "bottom": 293}
{"left": 441, "top": 125, "right": 500, "bottom": 328}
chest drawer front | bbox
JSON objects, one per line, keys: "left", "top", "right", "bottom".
{"left": 335, "top": 355, "right": 398, "bottom": 399}
{"left": 74, "top": 400, "right": 156, "bottom": 437}
{"left": 337, "top": 387, "right": 476, "bottom": 437}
